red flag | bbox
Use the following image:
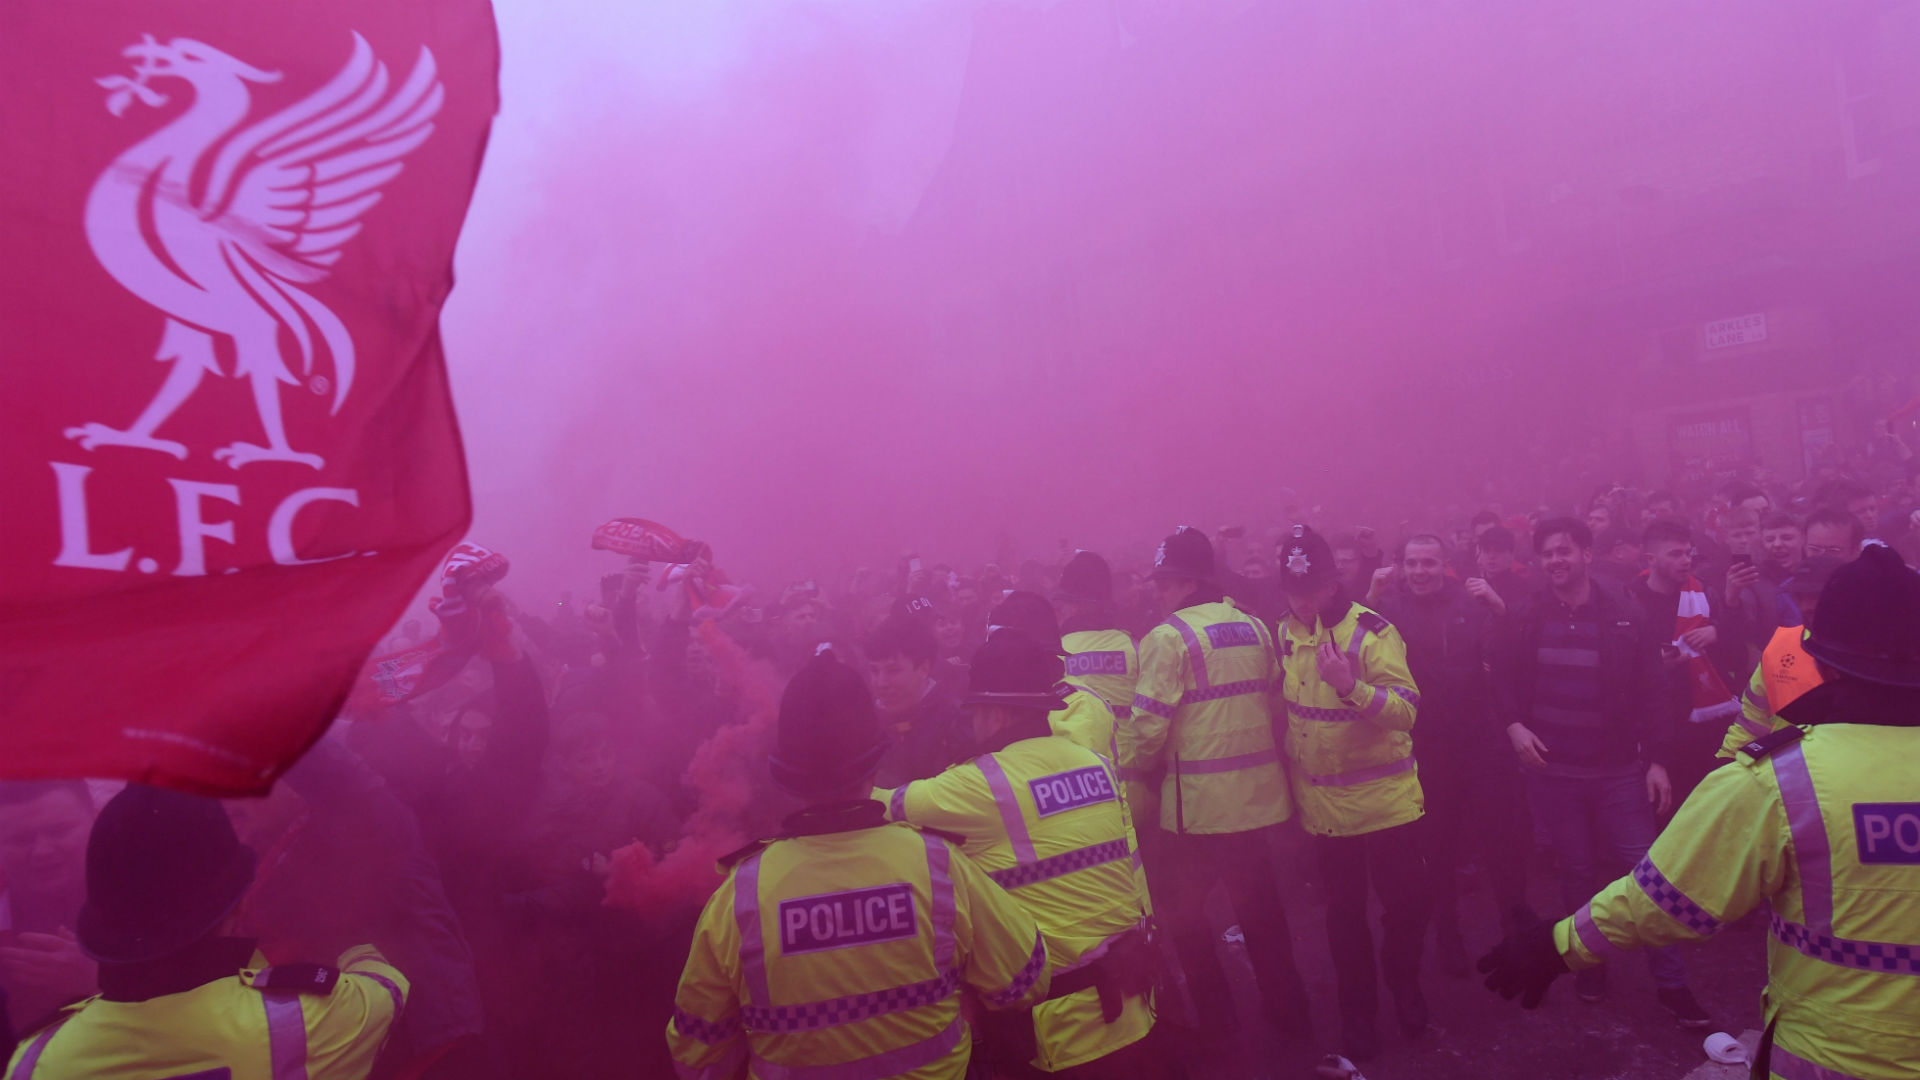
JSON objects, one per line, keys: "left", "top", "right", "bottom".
{"left": 0, "top": 2, "right": 499, "bottom": 795}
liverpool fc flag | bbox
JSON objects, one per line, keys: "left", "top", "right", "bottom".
{"left": 0, "top": 1, "right": 498, "bottom": 794}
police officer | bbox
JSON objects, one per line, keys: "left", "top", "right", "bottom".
{"left": 667, "top": 650, "right": 1051, "bottom": 1080}
{"left": 981, "top": 590, "right": 1153, "bottom": 922}
{"left": 884, "top": 631, "right": 1166, "bottom": 1077}
{"left": 1275, "top": 524, "right": 1428, "bottom": 1061}
{"left": 1480, "top": 542, "right": 1920, "bottom": 1080}
{"left": 1055, "top": 551, "right": 1141, "bottom": 733}
{"left": 988, "top": 591, "right": 1121, "bottom": 761}
{"left": 6, "top": 785, "right": 408, "bottom": 1080}
{"left": 1131, "top": 526, "right": 1312, "bottom": 1048}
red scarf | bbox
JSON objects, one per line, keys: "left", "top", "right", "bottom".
{"left": 1674, "top": 575, "right": 1741, "bottom": 724}
{"left": 361, "top": 544, "right": 511, "bottom": 706}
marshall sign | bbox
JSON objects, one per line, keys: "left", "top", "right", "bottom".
{"left": 0, "top": 1, "right": 498, "bottom": 794}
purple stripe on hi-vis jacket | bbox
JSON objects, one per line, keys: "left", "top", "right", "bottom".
{"left": 261, "top": 992, "right": 308, "bottom": 1080}
{"left": 1169, "top": 617, "right": 1212, "bottom": 690}
{"left": 1771, "top": 744, "right": 1834, "bottom": 935}
{"left": 673, "top": 1007, "right": 741, "bottom": 1045}
{"left": 1572, "top": 904, "right": 1626, "bottom": 960}
{"left": 1066, "top": 651, "right": 1129, "bottom": 676}
{"left": 1203, "top": 621, "right": 1262, "bottom": 648}
{"left": 1028, "top": 765, "right": 1117, "bottom": 817}
{"left": 1632, "top": 857, "right": 1722, "bottom": 935}
{"left": 1854, "top": 803, "right": 1920, "bottom": 865}
{"left": 8, "top": 1017, "right": 71, "bottom": 1080}
{"left": 1769, "top": 913, "right": 1920, "bottom": 974}
{"left": 778, "top": 884, "right": 917, "bottom": 955}
{"left": 1182, "top": 678, "right": 1270, "bottom": 704}
{"left": 1132, "top": 694, "right": 1175, "bottom": 719}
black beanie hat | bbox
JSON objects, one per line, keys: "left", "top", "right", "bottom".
{"left": 1805, "top": 542, "right": 1920, "bottom": 687}
{"left": 769, "top": 649, "right": 890, "bottom": 799}
{"left": 77, "top": 784, "right": 257, "bottom": 964}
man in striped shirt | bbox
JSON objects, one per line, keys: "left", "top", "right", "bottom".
{"left": 1492, "top": 517, "right": 1711, "bottom": 1029}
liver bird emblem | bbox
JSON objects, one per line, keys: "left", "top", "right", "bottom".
{"left": 68, "top": 33, "right": 443, "bottom": 469}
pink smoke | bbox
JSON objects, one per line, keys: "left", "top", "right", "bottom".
{"left": 604, "top": 621, "right": 783, "bottom": 917}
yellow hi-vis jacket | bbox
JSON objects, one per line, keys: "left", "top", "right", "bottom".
{"left": 1061, "top": 629, "right": 1138, "bottom": 727}
{"left": 6, "top": 944, "right": 408, "bottom": 1080}
{"left": 1130, "top": 599, "right": 1291, "bottom": 835}
{"left": 1278, "top": 601, "right": 1423, "bottom": 837}
{"left": 883, "top": 737, "right": 1152, "bottom": 1073}
{"left": 1049, "top": 683, "right": 1117, "bottom": 762}
{"left": 1557, "top": 723, "right": 1920, "bottom": 1080}
{"left": 1718, "top": 625, "right": 1823, "bottom": 759}
{"left": 666, "top": 804, "right": 1049, "bottom": 1080}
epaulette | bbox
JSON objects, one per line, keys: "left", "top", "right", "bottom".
{"left": 1736, "top": 724, "right": 1804, "bottom": 765}
{"left": 1356, "top": 610, "right": 1390, "bottom": 635}
{"left": 717, "top": 836, "right": 777, "bottom": 870}
{"left": 249, "top": 963, "right": 341, "bottom": 995}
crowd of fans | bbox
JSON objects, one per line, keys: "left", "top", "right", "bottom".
{"left": 3, "top": 421, "right": 1916, "bottom": 1077}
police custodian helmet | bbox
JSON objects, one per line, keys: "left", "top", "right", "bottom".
{"left": 1804, "top": 542, "right": 1920, "bottom": 688}
{"left": 769, "top": 648, "right": 890, "bottom": 799}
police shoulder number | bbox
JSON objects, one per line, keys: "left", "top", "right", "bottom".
{"left": 1736, "top": 724, "right": 1804, "bottom": 766}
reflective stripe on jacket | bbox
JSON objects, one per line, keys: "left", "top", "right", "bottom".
{"left": 1557, "top": 724, "right": 1920, "bottom": 1080}
{"left": 6, "top": 946, "right": 407, "bottom": 1080}
{"left": 884, "top": 737, "right": 1152, "bottom": 1072}
{"left": 1129, "top": 600, "right": 1290, "bottom": 835}
{"left": 666, "top": 815, "right": 1047, "bottom": 1080}
{"left": 1278, "top": 601, "right": 1423, "bottom": 837}
{"left": 1719, "top": 626, "right": 1821, "bottom": 759}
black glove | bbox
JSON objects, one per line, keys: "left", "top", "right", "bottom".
{"left": 1476, "top": 912, "right": 1570, "bottom": 1009}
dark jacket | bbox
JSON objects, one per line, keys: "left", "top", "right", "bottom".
{"left": 1493, "top": 579, "right": 1681, "bottom": 773}
{"left": 254, "top": 737, "right": 487, "bottom": 1061}
{"left": 1372, "top": 579, "right": 1493, "bottom": 747}
{"left": 874, "top": 685, "right": 970, "bottom": 788}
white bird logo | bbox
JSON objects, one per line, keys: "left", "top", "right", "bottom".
{"left": 68, "top": 33, "right": 443, "bottom": 469}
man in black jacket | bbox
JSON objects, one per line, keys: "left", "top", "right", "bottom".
{"left": 864, "top": 613, "right": 969, "bottom": 786}
{"left": 1491, "top": 518, "right": 1711, "bottom": 1028}
{"left": 1373, "top": 536, "right": 1529, "bottom": 977}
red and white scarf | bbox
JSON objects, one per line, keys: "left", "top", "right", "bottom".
{"left": 1675, "top": 575, "right": 1741, "bottom": 724}
{"left": 363, "top": 543, "right": 511, "bottom": 705}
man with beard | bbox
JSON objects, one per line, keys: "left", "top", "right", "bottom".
{"left": 1480, "top": 542, "right": 1920, "bottom": 1080}
{"left": 1491, "top": 518, "right": 1711, "bottom": 1028}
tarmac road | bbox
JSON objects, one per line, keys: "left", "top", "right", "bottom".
{"left": 1161, "top": 826, "right": 1768, "bottom": 1080}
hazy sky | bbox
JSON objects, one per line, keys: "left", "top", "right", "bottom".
{"left": 438, "top": 0, "right": 1868, "bottom": 600}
